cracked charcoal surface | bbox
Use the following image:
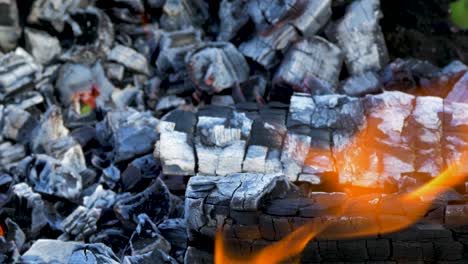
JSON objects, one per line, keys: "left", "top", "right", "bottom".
{"left": 0, "top": 0, "right": 467, "bottom": 263}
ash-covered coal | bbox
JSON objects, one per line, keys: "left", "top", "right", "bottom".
{"left": 0, "top": 0, "right": 467, "bottom": 263}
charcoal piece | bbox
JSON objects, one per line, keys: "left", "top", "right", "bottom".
{"left": 162, "top": 110, "right": 197, "bottom": 135}
{"left": 123, "top": 249, "right": 178, "bottom": 264}
{"left": 68, "top": 243, "right": 120, "bottom": 264}
{"left": 332, "top": 0, "right": 389, "bottom": 75}
{"left": 154, "top": 121, "right": 195, "bottom": 176}
{"left": 114, "top": 178, "right": 171, "bottom": 226}
{"left": 392, "top": 241, "right": 434, "bottom": 261}
{"left": 0, "top": 173, "right": 12, "bottom": 208}
{"left": 83, "top": 185, "right": 117, "bottom": 209}
{"left": 24, "top": 155, "right": 83, "bottom": 200}
{"left": 61, "top": 8, "right": 114, "bottom": 64}
{"left": 443, "top": 101, "right": 468, "bottom": 167}
{"left": 184, "top": 246, "right": 213, "bottom": 264}
{"left": 1, "top": 105, "right": 36, "bottom": 142}
{"left": 96, "top": 109, "right": 159, "bottom": 162}
{"left": 160, "top": 0, "right": 208, "bottom": 31}
{"left": 4, "top": 218, "right": 25, "bottom": 253}
{"left": 217, "top": 0, "right": 249, "bottom": 41}
{"left": 445, "top": 205, "right": 468, "bottom": 226}
{"left": 291, "top": 0, "right": 332, "bottom": 37}
{"left": 239, "top": 25, "right": 299, "bottom": 68}
{"left": 273, "top": 37, "right": 343, "bottom": 96}
{"left": 0, "top": 48, "right": 41, "bottom": 97}
{"left": 157, "top": 218, "right": 187, "bottom": 250}
{"left": 24, "top": 28, "right": 61, "bottom": 65}
{"left": 216, "top": 140, "right": 246, "bottom": 176}
{"left": 366, "top": 239, "right": 391, "bottom": 260}
{"left": 126, "top": 214, "right": 171, "bottom": 257}
{"left": 442, "top": 60, "right": 468, "bottom": 75}
{"left": 407, "top": 96, "right": 443, "bottom": 176}
{"left": 381, "top": 58, "right": 441, "bottom": 92}
{"left": 105, "top": 63, "right": 125, "bottom": 82}
{"left": 10, "top": 183, "right": 47, "bottom": 235}
{"left": 21, "top": 239, "right": 83, "bottom": 263}
{"left": 0, "top": 0, "right": 20, "bottom": 52}
{"left": 0, "top": 142, "right": 26, "bottom": 170}
{"left": 194, "top": 143, "right": 220, "bottom": 175}
{"left": 100, "top": 165, "right": 120, "bottom": 189}
{"left": 27, "top": 0, "right": 83, "bottom": 32}
{"left": 242, "top": 145, "right": 268, "bottom": 173}
{"left": 446, "top": 72, "right": 468, "bottom": 103}
{"left": 186, "top": 42, "right": 249, "bottom": 94}
{"left": 61, "top": 206, "right": 101, "bottom": 240}
{"left": 156, "top": 29, "right": 202, "bottom": 72}
{"left": 121, "top": 154, "right": 160, "bottom": 191}
{"left": 155, "top": 95, "right": 185, "bottom": 112}
{"left": 108, "top": 45, "right": 149, "bottom": 76}
{"left": 297, "top": 173, "right": 322, "bottom": 185}
{"left": 340, "top": 71, "right": 382, "bottom": 96}
{"left": 281, "top": 132, "right": 311, "bottom": 181}
{"left": 55, "top": 62, "right": 114, "bottom": 109}
{"left": 263, "top": 198, "right": 313, "bottom": 216}
{"left": 9, "top": 91, "right": 44, "bottom": 110}
{"left": 185, "top": 173, "right": 290, "bottom": 240}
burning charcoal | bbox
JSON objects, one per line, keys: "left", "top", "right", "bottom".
{"left": 84, "top": 185, "right": 117, "bottom": 209}
{"left": 281, "top": 132, "right": 311, "bottom": 181}
{"left": 61, "top": 206, "right": 101, "bottom": 240}
{"left": 1, "top": 105, "right": 37, "bottom": 143}
{"left": 155, "top": 95, "right": 186, "bottom": 112}
{"left": 154, "top": 121, "right": 196, "bottom": 176}
{"left": 0, "top": 0, "right": 20, "bottom": 52}
{"left": 156, "top": 29, "right": 202, "bottom": 73}
{"left": 443, "top": 101, "right": 468, "bottom": 167}
{"left": 126, "top": 214, "right": 171, "bottom": 257}
{"left": 217, "top": 0, "right": 249, "bottom": 41}
{"left": 114, "top": 178, "right": 171, "bottom": 226}
{"left": 0, "top": 142, "right": 26, "bottom": 170}
{"left": 331, "top": 0, "right": 389, "bottom": 75}
{"left": 55, "top": 63, "right": 114, "bottom": 111}
{"left": 240, "top": 25, "right": 299, "bottom": 69}
{"left": 9, "top": 183, "right": 47, "bottom": 236}
{"left": 159, "top": 0, "right": 209, "bottom": 31}
{"left": 108, "top": 45, "right": 150, "bottom": 76}
{"left": 340, "top": 71, "right": 382, "bottom": 96}
{"left": 272, "top": 37, "right": 343, "bottom": 99}
{"left": 442, "top": 60, "right": 468, "bottom": 75}
{"left": 24, "top": 28, "right": 61, "bottom": 65}
{"left": 446, "top": 72, "right": 468, "bottom": 103}
{"left": 185, "top": 173, "right": 290, "bottom": 240}
{"left": 22, "top": 155, "right": 83, "bottom": 200}
{"left": 186, "top": 42, "right": 250, "bottom": 95}
{"left": 96, "top": 109, "right": 159, "bottom": 162}
{"left": 405, "top": 96, "right": 444, "bottom": 177}
{"left": 0, "top": 48, "right": 41, "bottom": 98}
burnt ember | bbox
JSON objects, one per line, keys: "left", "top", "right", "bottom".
{"left": 0, "top": 0, "right": 467, "bottom": 263}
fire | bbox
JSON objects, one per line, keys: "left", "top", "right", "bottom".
{"left": 215, "top": 122, "right": 468, "bottom": 264}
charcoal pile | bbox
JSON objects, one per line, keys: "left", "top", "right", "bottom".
{"left": 0, "top": 0, "right": 467, "bottom": 263}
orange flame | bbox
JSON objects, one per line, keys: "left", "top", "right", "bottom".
{"left": 215, "top": 118, "right": 468, "bottom": 264}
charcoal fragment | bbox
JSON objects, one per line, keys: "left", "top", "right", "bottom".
{"left": 114, "top": 178, "right": 171, "bottom": 226}
{"left": 9, "top": 183, "right": 47, "bottom": 236}
{"left": 0, "top": 0, "right": 20, "bottom": 52}
{"left": 24, "top": 28, "right": 61, "bottom": 65}
{"left": 61, "top": 206, "right": 101, "bottom": 240}
{"left": 340, "top": 71, "right": 382, "bottom": 96}
{"left": 0, "top": 48, "right": 41, "bottom": 97}
{"left": 108, "top": 45, "right": 150, "bottom": 75}
{"left": 186, "top": 42, "right": 249, "bottom": 95}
